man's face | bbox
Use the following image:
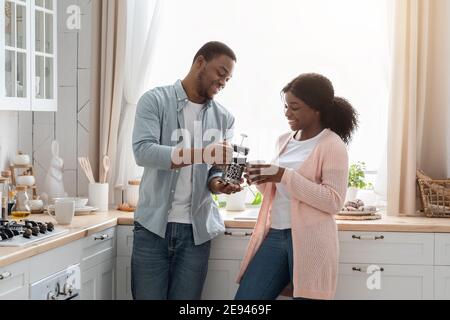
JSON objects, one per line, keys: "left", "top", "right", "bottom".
{"left": 195, "top": 54, "right": 235, "bottom": 100}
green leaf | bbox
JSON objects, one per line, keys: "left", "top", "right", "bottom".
{"left": 348, "top": 161, "right": 370, "bottom": 189}
{"left": 251, "top": 192, "right": 262, "bottom": 205}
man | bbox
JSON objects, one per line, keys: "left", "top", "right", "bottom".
{"left": 132, "top": 41, "right": 241, "bottom": 300}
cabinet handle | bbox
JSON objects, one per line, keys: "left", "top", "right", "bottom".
{"left": 352, "top": 267, "right": 385, "bottom": 273}
{"left": 352, "top": 235, "right": 385, "bottom": 241}
{"left": 94, "top": 234, "right": 109, "bottom": 241}
{"left": 0, "top": 272, "right": 12, "bottom": 280}
{"left": 224, "top": 231, "right": 253, "bottom": 237}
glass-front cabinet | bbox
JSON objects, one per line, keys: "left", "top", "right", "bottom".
{"left": 0, "top": 0, "right": 57, "bottom": 111}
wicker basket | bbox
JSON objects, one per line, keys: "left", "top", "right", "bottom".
{"left": 417, "top": 171, "right": 450, "bottom": 218}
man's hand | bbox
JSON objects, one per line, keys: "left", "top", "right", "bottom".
{"left": 209, "top": 177, "right": 243, "bottom": 195}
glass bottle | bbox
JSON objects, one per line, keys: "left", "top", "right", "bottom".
{"left": 1, "top": 171, "right": 13, "bottom": 219}
{"left": 0, "top": 177, "right": 7, "bottom": 220}
{"left": 11, "top": 185, "right": 31, "bottom": 220}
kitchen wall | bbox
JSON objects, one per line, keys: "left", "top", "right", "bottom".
{"left": 0, "top": 111, "right": 19, "bottom": 172}
{"left": 0, "top": 0, "right": 94, "bottom": 198}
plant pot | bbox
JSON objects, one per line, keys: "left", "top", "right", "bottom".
{"left": 346, "top": 187, "right": 358, "bottom": 202}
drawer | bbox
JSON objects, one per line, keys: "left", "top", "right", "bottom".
{"left": 117, "top": 226, "right": 134, "bottom": 257}
{"left": 29, "top": 240, "right": 82, "bottom": 283}
{"left": 0, "top": 259, "right": 29, "bottom": 300}
{"left": 209, "top": 229, "right": 252, "bottom": 260}
{"left": 435, "top": 234, "right": 450, "bottom": 265}
{"left": 81, "top": 227, "right": 116, "bottom": 270}
{"left": 336, "top": 263, "right": 434, "bottom": 300}
{"left": 339, "top": 231, "right": 434, "bottom": 265}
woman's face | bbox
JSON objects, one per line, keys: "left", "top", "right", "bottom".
{"left": 284, "top": 91, "right": 321, "bottom": 131}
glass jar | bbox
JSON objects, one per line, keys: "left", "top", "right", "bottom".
{"left": 11, "top": 185, "right": 31, "bottom": 220}
{"left": 126, "top": 180, "right": 140, "bottom": 208}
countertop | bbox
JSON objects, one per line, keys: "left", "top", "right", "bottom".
{"left": 2, "top": 208, "right": 450, "bottom": 267}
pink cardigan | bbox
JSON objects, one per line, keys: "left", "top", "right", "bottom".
{"left": 236, "top": 129, "right": 349, "bottom": 300}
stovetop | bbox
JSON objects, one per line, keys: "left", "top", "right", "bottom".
{"left": 0, "top": 220, "right": 69, "bottom": 247}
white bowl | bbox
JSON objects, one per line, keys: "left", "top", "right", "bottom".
{"left": 16, "top": 175, "right": 36, "bottom": 187}
{"left": 13, "top": 153, "right": 31, "bottom": 166}
{"left": 29, "top": 199, "right": 44, "bottom": 211}
{"left": 52, "top": 197, "right": 88, "bottom": 208}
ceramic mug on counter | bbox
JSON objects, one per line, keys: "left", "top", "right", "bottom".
{"left": 47, "top": 199, "right": 75, "bottom": 225}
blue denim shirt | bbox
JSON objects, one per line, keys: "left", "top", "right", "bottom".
{"left": 132, "top": 80, "right": 235, "bottom": 245}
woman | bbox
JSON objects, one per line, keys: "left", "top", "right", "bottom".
{"left": 235, "top": 73, "right": 358, "bottom": 300}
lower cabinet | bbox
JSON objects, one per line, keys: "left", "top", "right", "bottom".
{"left": 81, "top": 258, "right": 115, "bottom": 300}
{"left": 201, "top": 259, "right": 241, "bottom": 300}
{"left": 336, "top": 264, "right": 434, "bottom": 300}
{"left": 0, "top": 259, "right": 29, "bottom": 300}
{"left": 80, "top": 227, "right": 117, "bottom": 300}
{"left": 201, "top": 229, "right": 252, "bottom": 300}
{"left": 116, "top": 256, "right": 132, "bottom": 300}
{"left": 116, "top": 226, "right": 134, "bottom": 300}
{"left": 435, "top": 267, "right": 450, "bottom": 300}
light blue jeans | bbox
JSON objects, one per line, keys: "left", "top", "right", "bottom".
{"left": 235, "top": 229, "right": 296, "bottom": 300}
{"left": 131, "top": 222, "right": 211, "bottom": 300}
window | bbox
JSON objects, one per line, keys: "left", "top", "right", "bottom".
{"left": 148, "top": 0, "right": 389, "bottom": 193}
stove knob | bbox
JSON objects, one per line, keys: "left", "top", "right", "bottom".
{"left": 23, "top": 229, "right": 32, "bottom": 239}
{"left": 63, "top": 283, "right": 74, "bottom": 295}
{"left": 47, "top": 291, "right": 57, "bottom": 300}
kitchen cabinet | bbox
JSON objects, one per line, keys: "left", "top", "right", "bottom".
{"left": 201, "top": 259, "right": 241, "bottom": 300}
{"left": 80, "top": 227, "right": 117, "bottom": 300}
{"left": 115, "top": 226, "right": 133, "bottom": 300}
{"left": 337, "top": 263, "right": 434, "bottom": 300}
{"left": 434, "top": 234, "right": 450, "bottom": 299}
{"left": 0, "top": 0, "right": 57, "bottom": 111}
{"left": 201, "top": 229, "right": 252, "bottom": 300}
{"left": 116, "top": 256, "right": 132, "bottom": 300}
{"left": 336, "top": 231, "right": 435, "bottom": 300}
{"left": 81, "top": 258, "right": 115, "bottom": 300}
{"left": 0, "top": 259, "right": 29, "bottom": 299}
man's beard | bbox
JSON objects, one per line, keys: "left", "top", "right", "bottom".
{"left": 196, "top": 69, "right": 210, "bottom": 99}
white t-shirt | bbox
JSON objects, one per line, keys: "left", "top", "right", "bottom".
{"left": 271, "top": 130, "right": 327, "bottom": 230}
{"left": 168, "top": 101, "right": 204, "bottom": 224}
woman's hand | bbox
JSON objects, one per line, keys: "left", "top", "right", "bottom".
{"left": 245, "top": 163, "right": 286, "bottom": 185}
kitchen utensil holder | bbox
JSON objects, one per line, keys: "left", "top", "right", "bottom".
{"left": 88, "top": 183, "right": 109, "bottom": 212}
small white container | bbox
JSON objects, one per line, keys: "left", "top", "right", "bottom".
{"left": 126, "top": 180, "right": 140, "bottom": 207}
{"left": 88, "top": 183, "right": 109, "bottom": 212}
{"left": 225, "top": 188, "right": 248, "bottom": 211}
{"left": 16, "top": 175, "right": 36, "bottom": 187}
{"left": 13, "top": 152, "right": 31, "bottom": 166}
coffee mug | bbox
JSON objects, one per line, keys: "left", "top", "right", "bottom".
{"left": 52, "top": 200, "right": 75, "bottom": 225}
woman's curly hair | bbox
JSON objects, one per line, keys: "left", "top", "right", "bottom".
{"left": 282, "top": 73, "right": 359, "bottom": 144}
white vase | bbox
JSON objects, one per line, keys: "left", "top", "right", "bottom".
{"left": 346, "top": 187, "right": 358, "bottom": 202}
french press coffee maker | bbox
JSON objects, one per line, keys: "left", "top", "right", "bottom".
{"left": 222, "top": 134, "right": 250, "bottom": 185}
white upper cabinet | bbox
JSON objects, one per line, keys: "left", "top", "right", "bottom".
{"left": 0, "top": 0, "right": 57, "bottom": 111}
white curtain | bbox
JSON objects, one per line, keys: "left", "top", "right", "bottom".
{"left": 114, "top": 0, "right": 163, "bottom": 193}
{"left": 387, "top": 0, "right": 450, "bottom": 216}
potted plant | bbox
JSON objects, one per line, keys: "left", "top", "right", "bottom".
{"left": 347, "top": 162, "right": 373, "bottom": 201}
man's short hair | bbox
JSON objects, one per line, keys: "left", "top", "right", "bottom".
{"left": 193, "top": 41, "right": 237, "bottom": 64}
